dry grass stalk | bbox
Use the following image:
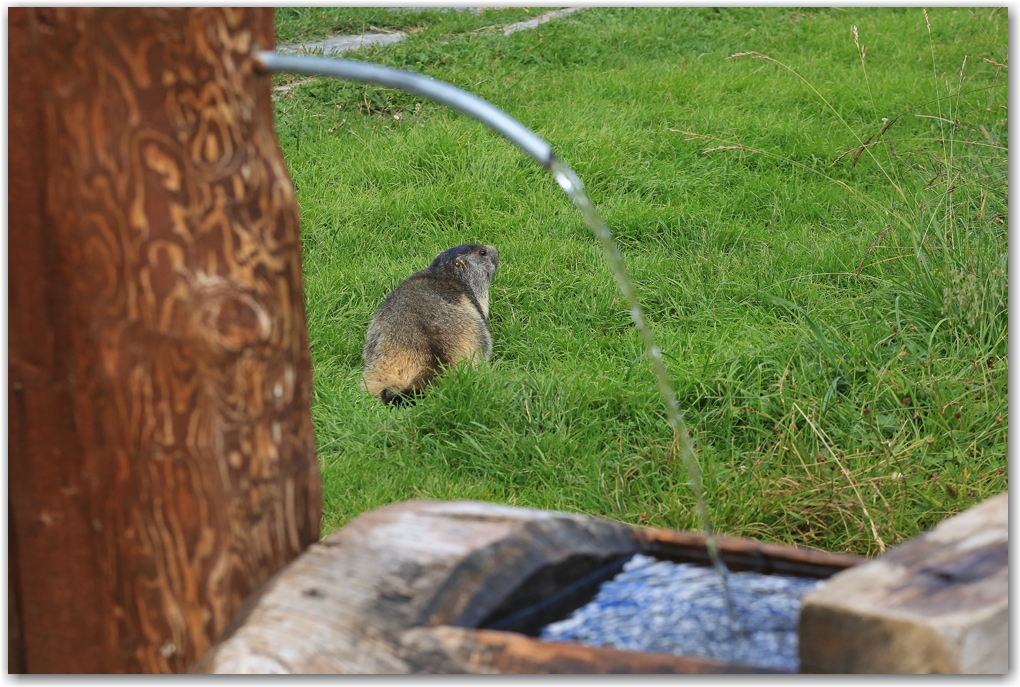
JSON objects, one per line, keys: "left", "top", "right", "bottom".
{"left": 830, "top": 116, "right": 900, "bottom": 169}
{"left": 855, "top": 225, "right": 892, "bottom": 278}
{"left": 701, "top": 145, "right": 754, "bottom": 154}
{"left": 793, "top": 403, "right": 887, "bottom": 552}
{"left": 852, "top": 25, "right": 876, "bottom": 110}
{"left": 667, "top": 128, "right": 710, "bottom": 140}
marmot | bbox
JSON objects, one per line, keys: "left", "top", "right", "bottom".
{"left": 361, "top": 244, "right": 499, "bottom": 405}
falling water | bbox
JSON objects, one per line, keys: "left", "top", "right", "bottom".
{"left": 549, "top": 158, "right": 735, "bottom": 613}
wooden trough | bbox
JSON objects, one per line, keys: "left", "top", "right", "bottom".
{"left": 193, "top": 495, "right": 1008, "bottom": 674}
{"left": 192, "top": 500, "right": 863, "bottom": 673}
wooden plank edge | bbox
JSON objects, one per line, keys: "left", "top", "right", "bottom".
{"left": 400, "top": 626, "right": 790, "bottom": 674}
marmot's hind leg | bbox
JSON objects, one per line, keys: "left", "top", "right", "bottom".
{"left": 378, "top": 379, "right": 433, "bottom": 406}
{"left": 380, "top": 388, "right": 412, "bottom": 406}
{"left": 362, "top": 345, "right": 439, "bottom": 404}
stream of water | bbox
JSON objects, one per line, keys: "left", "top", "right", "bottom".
{"left": 549, "top": 158, "right": 735, "bottom": 615}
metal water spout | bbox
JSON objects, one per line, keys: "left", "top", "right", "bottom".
{"left": 254, "top": 51, "right": 555, "bottom": 169}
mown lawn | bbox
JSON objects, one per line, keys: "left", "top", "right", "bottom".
{"left": 271, "top": 7, "right": 1007, "bottom": 555}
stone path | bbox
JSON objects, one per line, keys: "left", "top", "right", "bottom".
{"left": 275, "top": 7, "right": 587, "bottom": 57}
{"left": 277, "top": 31, "right": 407, "bottom": 57}
{"left": 500, "top": 7, "right": 585, "bottom": 35}
{"left": 272, "top": 7, "right": 587, "bottom": 97}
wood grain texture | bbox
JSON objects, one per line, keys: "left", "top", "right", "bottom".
{"left": 398, "top": 626, "right": 785, "bottom": 674}
{"left": 9, "top": 8, "right": 320, "bottom": 673}
{"left": 193, "top": 500, "right": 642, "bottom": 673}
{"left": 8, "top": 7, "right": 113, "bottom": 673}
{"left": 633, "top": 526, "right": 865, "bottom": 578}
{"left": 799, "top": 491, "right": 1007, "bottom": 674}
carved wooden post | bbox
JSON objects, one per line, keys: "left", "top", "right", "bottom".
{"left": 8, "top": 8, "right": 320, "bottom": 673}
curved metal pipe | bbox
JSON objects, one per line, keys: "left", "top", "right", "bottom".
{"left": 255, "top": 50, "right": 555, "bottom": 169}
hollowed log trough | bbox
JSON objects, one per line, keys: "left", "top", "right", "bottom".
{"left": 192, "top": 500, "right": 863, "bottom": 673}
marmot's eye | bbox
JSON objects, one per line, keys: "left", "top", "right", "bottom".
{"left": 479, "top": 249, "right": 487, "bottom": 256}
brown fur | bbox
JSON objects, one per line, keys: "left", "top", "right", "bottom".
{"left": 361, "top": 244, "right": 499, "bottom": 404}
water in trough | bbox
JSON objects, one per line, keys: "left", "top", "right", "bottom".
{"left": 541, "top": 554, "right": 823, "bottom": 672}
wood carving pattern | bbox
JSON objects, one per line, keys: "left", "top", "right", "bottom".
{"left": 33, "top": 8, "right": 320, "bottom": 673}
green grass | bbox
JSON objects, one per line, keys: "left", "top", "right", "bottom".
{"left": 272, "top": 7, "right": 1007, "bottom": 555}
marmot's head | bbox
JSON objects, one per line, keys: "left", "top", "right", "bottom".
{"left": 429, "top": 244, "right": 499, "bottom": 313}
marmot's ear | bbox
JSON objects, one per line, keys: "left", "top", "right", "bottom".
{"left": 455, "top": 257, "right": 466, "bottom": 269}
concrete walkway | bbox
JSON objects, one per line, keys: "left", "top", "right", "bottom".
{"left": 277, "top": 31, "right": 408, "bottom": 57}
